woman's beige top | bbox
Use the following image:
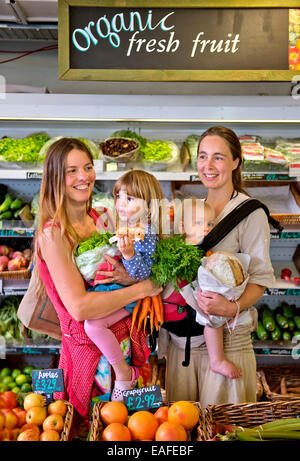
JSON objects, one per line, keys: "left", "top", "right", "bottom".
{"left": 158, "top": 191, "right": 275, "bottom": 357}
{"left": 212, "top": 192, "right": 275, "bottom": 288}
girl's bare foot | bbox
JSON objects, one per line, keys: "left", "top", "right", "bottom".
{"left": 210, "top": 359, "right": 242, "bottom": 379}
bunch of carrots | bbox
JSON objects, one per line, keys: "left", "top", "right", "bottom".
{"left": 130, "top": 294, "right": 164, "bottom": 337}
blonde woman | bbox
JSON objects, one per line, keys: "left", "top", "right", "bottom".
{"left": 35, "top": 138, "right": 161, "bottom": 420}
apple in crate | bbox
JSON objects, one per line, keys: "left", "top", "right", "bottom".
{"left": 14, "top": 255, "right": 28, "bottom": 268}
{"left": 7, "top": 258, "right": 22, "bottom": 271}
{"left": 0, "top": 255, "right": 9, "bottom": 271}
{"left": 0, "top": 245, "right": 9, "bottom": 256}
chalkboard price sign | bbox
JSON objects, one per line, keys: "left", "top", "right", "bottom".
{"left": 123, "top": 385, "right": 163, "bottom": 412}
{"left": 32, "top": 369, "right": 64, "bottom": 404}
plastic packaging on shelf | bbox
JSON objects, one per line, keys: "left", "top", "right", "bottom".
{"left": 140, "top": 140, "right": 180, "bottom": 171}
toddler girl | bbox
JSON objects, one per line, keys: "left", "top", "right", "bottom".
{"left": 84, "top": 170, "right": 164, "bottom": 400}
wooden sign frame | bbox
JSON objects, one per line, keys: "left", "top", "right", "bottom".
{"left": 58, "top": 0, "right": 300, "bottom": 81}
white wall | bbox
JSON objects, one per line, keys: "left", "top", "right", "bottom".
{"left": 0, "top": 40, "right": 293, "bottom": 96}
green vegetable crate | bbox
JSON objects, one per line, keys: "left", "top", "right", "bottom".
{"left": 203, "top": 399, "right": 300, "bottom": 441}
{"left": 259, "top": 365, "right": 300, "bottom": 401}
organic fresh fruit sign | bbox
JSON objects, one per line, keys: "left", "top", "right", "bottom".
{"left": 58, "top": 1, "right": 299, "bottom": 81}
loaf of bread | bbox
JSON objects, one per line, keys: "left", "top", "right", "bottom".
{"left": 205, "top": 251, "right": 246, "bottom": 287}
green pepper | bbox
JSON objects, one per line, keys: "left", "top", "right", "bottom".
{"left": 0, "top": 194, "right": 13, "bottom": 213}
{"left": 0, "top": 210, "right": 12, "bottom": 220}
{"left": 10, "top": 198, "right": 23, "bottom": 210}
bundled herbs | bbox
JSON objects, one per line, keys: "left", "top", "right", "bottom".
{"left": 150, "top": 234, "right": 204, "bottom": 291}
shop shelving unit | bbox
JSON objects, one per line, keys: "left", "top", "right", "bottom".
{"left": 0, "top": 94, "right": 299, "bottom": 364}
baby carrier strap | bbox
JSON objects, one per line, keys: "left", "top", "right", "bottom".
{"left": 198, "top": 198, "right": 283, "bottom": 254}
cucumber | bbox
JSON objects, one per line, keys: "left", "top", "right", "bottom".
{"left": 256, "top": 321, "right": 268, "bottom": 340}
{"left": 288, "top": 319, "right": 296, "bottom": 331}
{"left": 10, "top": 198, "right": 23, "bottom": 210}
{"left": 262, "top": 308, "right": 276, "bottom": 331}
{"left": 292, "top": 331, "right": 300, "bottom": 339}
{"left": 275, "top": 313, "right": 289, "bottom": 329}
{"left": 271, "top": 325, "right": 281, "bottom": 341}
{"left": 0, "top": 194, "right": 13, "bottom": 213}
{"left": 0, "top": 210, "right": 12, "bottom": 220}
{"left": 282, "top": 331, "right": 291, "bottom": 341}
{"left": 294, "top": 316, "right": 300, "bottom": 330}
{"left": 281, "top": 302, "right": 294, "bottom": 319}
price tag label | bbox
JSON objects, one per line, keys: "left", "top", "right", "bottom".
{"left": 289, "top": 162, "right": 300, "bottom": 178}
{"left": 26, "top": 171, "right": 43, "bottom": 179}
{"left": 123, "top": 385, "right": 163, "bottom": 412}
{"left": 105, "top": 162, "right": 118, "bottom": 172}
{"left": 31, "top": 368, "right": 64, "bottom": 404}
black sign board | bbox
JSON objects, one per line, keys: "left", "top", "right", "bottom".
{"left": 122, "top": 385, "right": 163, "bottom": 412}
{"left": 58, "top": 1, "right": 299, "bottom": 81}
{"left": 32, "top": 368, "right": 64, "bottom": 405}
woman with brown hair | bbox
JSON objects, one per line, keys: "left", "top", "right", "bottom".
{"left": 161, "top": 126, "right": 275, "bottom": 408}
{"left": 34, "top": 137, "right": 161, "bottom": 421}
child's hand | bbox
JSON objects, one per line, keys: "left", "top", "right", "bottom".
{"left": 118, "top": 235, "right": 135, "bottom": 260}
{"left": 196, "top": 289, "right": 234, "bottom": 317}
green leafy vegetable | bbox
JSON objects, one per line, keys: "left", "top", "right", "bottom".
{"left": 0, "top": 133, "right": 50, "bottom": 163}
{"left": 74, "top": 231, "right": 114, "bottom": 257}
{"left": 140, "top": 140, "right": 172, "bottom": 163}
{"left": 150, "top": 234, "right": 204, "bottom": 291}
{"left": 0, "top": 296, "right": 23, "bottom": 340}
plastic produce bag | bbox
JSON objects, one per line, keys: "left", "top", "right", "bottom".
{"left": 141, "top": 140, "right": 180, "bottom": 171}
{"left": 38, "top": 136, "right": 100, "bottom": 162}
{"left": 75, "top": 244, "right": 120, "bottom": 282}
{"left": 184, "top": 135, "right": 200, "bottom": 170}
{"left": 92, "top": 191, "right": 115, "bottom": 212}
{"left": 74, "top": 231, "right": 120, "bottom": 282}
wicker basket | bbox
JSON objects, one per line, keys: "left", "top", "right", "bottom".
{"left": 89, "top": 400, "right": 206, "bottom": 442}
{"left": 0, "top": 258, "right": 32, "bottom": 279}
{"left": 204, "top": 399, "right": 300, "bottom": 440}
{"left": 256, "top": 371, "right": 264, "bottom": 401}
{"left": 60, "top": 400, "right": 74, "bottom": 441}
{"left": 259, "top": 365, "right": 300, "bottom": 401}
